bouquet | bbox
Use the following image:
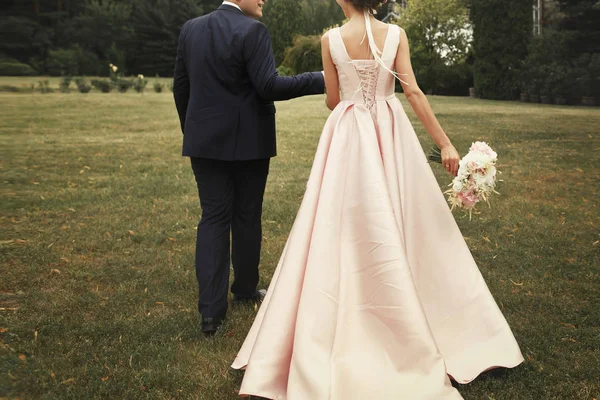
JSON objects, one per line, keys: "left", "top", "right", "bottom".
{"left": 428, "top": 142, "right": 500, "bottom": 219}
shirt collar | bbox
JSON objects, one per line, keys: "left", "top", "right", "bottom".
{"left": 222, "top": 1, "right": 242, "bottom": 12}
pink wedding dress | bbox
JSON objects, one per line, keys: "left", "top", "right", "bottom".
{"left": 231, "top": 20, "right": 524, "bottom": 400}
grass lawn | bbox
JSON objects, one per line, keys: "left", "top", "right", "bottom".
{"left": 1, "top": 87, "right": 599, "bottom": 399}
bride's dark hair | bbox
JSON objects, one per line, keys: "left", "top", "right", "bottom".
{"left": 348, "top": 0, "right": 387, "bottom": 11}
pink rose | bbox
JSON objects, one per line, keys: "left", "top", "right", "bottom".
{"left": 469, "top": 141, "right": 497, "bottom": 158}
{"left": 458, "top": 191, "right": 478, "bottom": 208}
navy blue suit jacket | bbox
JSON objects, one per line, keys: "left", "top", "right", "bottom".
{"left": 173, "top": 4, "right": 325, "bottom": 160}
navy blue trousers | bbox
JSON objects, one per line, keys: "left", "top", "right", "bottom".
{"left": 191, "top": 157, "right": 270, "bottom": 319}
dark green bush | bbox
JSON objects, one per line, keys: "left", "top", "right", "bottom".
{"left": 59, "top": 76, "right": 72, "bottom": 93}
{"left": 574, "top": 53, "right": 600, "bottom": 98}
{"left": 0, "top": 85, "right": 27, "bottom": 93}
{"left": 521, "top": 30, "right": 599, "bottom": 102}
{"left": 133, "top": 75, "right": 148, "bottom": 93}
{"left": 116, "top": 79, "right": 133, "bottom": 93}
{"left": 46, "top": 46, "right": 100, "bottom": 76}
{"left": 154, "top": 81, "right": 165, "bottom": 93}
{"left": 91, "top": 79, "right": 112, "bottom": 93}
{"left": 75, "top": 77, "right": 92, "bottom": 93}
{"left": 276, "top": 65, "right": 294, "bottom": 77}
{"left": 38, "top": 80, "right": 53, "bottom": 94}
{"left": 281, "top": 35, "right": 322, "bottom": 74}
{"left": 47, "top": 49, "right": 78, "bottom": 76}
{"left": 0, "top": 58, "right": 38, "bottom": 76}
{"left": 469, "top": 0, "right": 532, "bottom": 100}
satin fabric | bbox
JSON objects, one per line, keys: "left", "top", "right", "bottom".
{"left": 231, "top": 25, "right": 523, "bottom": 400}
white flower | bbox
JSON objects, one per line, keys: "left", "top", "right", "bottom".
{"left": 452, "top": 179, "right": 463, "bottom": 192}
{"left": 112, "top": 65, "right": 118, "bottom": 72}
{"left": 485, "top": 166, "right": 497, "bottom": 186}
{"left": 138, "top": 74, "right": 144, "bottom": 79}
{"left": 472, "top": 172, "right": 487, "bottom": 186}
{"left": 469, "top": 141, "right": 497, "bottom": 159}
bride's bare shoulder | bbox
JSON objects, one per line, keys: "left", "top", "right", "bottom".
{"left": 372, "top": 19, "right": 391, "bottom": 34}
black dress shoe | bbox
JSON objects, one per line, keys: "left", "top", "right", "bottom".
{"left": 202, "top": 316, "right": 224, "bottom": 336}
{"left": 232, "top": 289, "right": 267, "bottom": 305}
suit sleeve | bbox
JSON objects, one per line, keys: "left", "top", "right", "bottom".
{"left": 244, "top": 22, "right": 325, "bottom": 101}
{"left": 173, "top": 21, "right": 190, "bottom": 134}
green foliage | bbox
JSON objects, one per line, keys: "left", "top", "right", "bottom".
{"left": 547, "top": 62, "right": 570, "bottom": 98}
{"left": 116, "top": 79, "right": 133, "bottom": 93}
{"left": 396, "top": 0, "right": 473, "bottom": 95}
{"left": 397, "top": 0, "right": 471, "bottom": 65}
{"left": 521, "top": 28, "right": 599, "bottom": 102}
{"left": 45, "top": 45, "right": 100, "bottom": 76}
{"left": 68, "top": 0, "right": 134, "bottom": 71}
{"left": 75, "top": 77, "right": 92, "bottom": 93}
{"left": 106, "top": 43, "right": 126, "bottom": 76}
{"left": 0, "top": 84, "right": 23, "bottom": 92}
{"left": 154, "top": 80, "right": 165, "bottom": 92}
{"left": 0, "top": 0, "right": 203, "bottom": 77}
{"left": 276, "top": 65, "right": 294, "bottom": 77}
{"left": 262, "top": 0, "right": 305, "bottom": 65}
{"left": 554, "top": 0, "right": 600, "bottom": 99}
{"left": 91, "top": 78, "right": 112, "bottom": 93}
{"left": 281, "top": 35, "right": 322, "bottom": 74}
{"left": 47, "top": 48, "right": 79, "bottom": 76}
{"left": 299, "top": 0, "right": 345, "bottom": 35}
{"left": 521, "top": 34, "right": 553, "bottom": 96}
{"left": 0, "top": 0, "right": 343, "bottom": 78}
{"left": 574, "top": 53, "right": 600, "bottom": 98}
{"left": 469, "top": 0, "right": 532, "bottom": 100}
{"left": 0, "top": 58, "right": 38, "bottom": 76}
{"left": 556, "top": 0, "right": 600, "bottom": 56}
{"left": 0, "top": 15, "right": 51, "bottom": 65}
{"left": 129, "top": 0, "right": 203, "bottom": 76}
{"left": 133, "top": 75, "right": 148, "bottom": 93}
{"left": 37, "top": 80, "right": 53, "bottom": 94}
{"left": 59, "top": 76, "right": 72, "bottom": 93}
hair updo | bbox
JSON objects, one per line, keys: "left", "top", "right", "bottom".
{"left": 348, "top": 0, "right": 387, "bottom": 11}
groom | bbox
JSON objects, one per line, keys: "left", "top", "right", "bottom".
{"left": 173, "top": 0, "right": 325, "bottom": 335}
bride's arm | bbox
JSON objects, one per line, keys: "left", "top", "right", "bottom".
{"left": 321, "top": 31, "right": 340, "bottom": 111}
{"left": 394, "top": 28, "right": 459, "bottom": 176}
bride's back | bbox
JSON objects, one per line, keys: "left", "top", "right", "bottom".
{"left": 339, "top": 17, "right": 390, "bottom": 60}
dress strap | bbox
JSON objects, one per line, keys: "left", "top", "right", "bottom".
{"left": 364, "top": 12, "right": 409, "bottom": 85}
{"left": 385, "top": 25, "right": 401, "bottom": 60}
{"left": 328, "top": 27, "right": 348, "bottom": 67}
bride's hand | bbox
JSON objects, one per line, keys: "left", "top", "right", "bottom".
{"left": 441, "top": 145, "right": 460, "bottom": 176}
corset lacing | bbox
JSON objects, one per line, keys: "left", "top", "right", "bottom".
{"left": 353, "top": 62, "right": 380, "bottom": 111}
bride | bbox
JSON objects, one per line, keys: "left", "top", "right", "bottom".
{"left": 231, "top": 0, "right": 524, "bottom": 398}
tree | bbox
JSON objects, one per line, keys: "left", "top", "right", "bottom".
{"left": 556, "top": 0, "right": 600, "bottom": 56}
{"left": 67, "top": 0, "right": 133, "bottom": 74}
{"left": 469, "top": 0, "right": 532, "bottom": 100}
{"left": 0, "top": 0, "right": 53, "bottom": 72}
{"left": 0, "top": 0, "right": 209, "bottom": 76}
{"left": 396, "top": 0, "right": 472, "bottom": 95}
{"left": 201, "top": 0, "right": 223, "bottom": 13}
{"left": 261, "top": 0, "right": 304, "bottom": 65}
{"left": 554, "top": 0, "right": 600, "bottom": 99}
{"left": 299, "top": 0, "right": 345, "bottom": 35}
{"left": 129, "top": 0, "right": 202, "bottom": 76}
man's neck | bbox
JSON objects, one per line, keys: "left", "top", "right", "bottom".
{"left": 222, "top": 1, "right": 242, "bottom": 12}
